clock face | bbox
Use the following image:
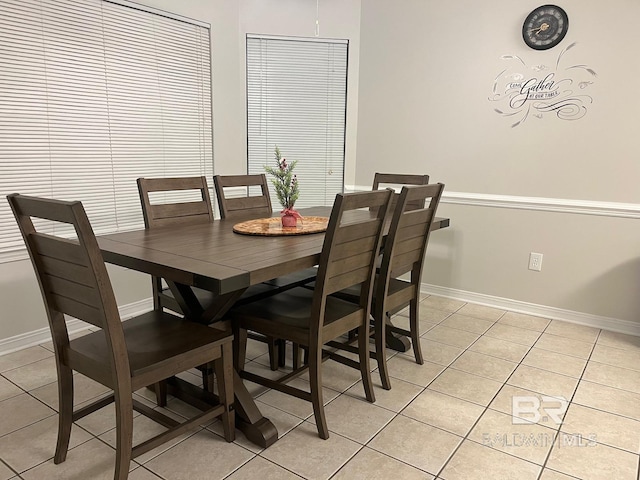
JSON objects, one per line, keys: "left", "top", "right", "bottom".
{"left": 522, "top": 5, "right": 569, "bottom": 50}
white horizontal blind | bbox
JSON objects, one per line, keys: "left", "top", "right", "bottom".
{"left": 246, "top": 35, "right": 347, "bottom": 209}
{"left": 0, "top": 0, "right": 213, "bottom": 260}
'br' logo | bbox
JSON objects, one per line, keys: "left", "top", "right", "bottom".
{"left": 511, "top": 395, "right": 568, "bottom": 425}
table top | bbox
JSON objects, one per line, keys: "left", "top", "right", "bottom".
{"left": 97, "top": 206, "right": 449, "bottom": 295}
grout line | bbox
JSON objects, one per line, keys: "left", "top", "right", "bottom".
{"left": 0, "top": 458, "right": 20, "bottom": 478}
{"left": 534, "top": 327, "right": 600, "bottom": 479}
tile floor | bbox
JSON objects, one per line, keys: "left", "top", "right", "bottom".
{"left": 1, "top": 295, "right": 639, "bottom": 479}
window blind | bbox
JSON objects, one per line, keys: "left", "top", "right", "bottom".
{"left": 0, "top": 0, "right": 213, "bottom": 261}
{"left": 246, "top": 35, "right": 347, "bottom": 208}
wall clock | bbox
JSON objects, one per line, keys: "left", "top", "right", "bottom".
{"left": 522, "top": 5, "right": 569, "bottom": 50}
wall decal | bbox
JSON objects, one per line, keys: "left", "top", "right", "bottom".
{"left": 489, "top": 42, "right": 597, "bottom": 127}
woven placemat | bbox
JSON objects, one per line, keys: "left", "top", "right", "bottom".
{"left": 233, "top": 216, "right": 329, "bottom": 236}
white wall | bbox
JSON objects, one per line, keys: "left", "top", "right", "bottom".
{"left": 355, "top": 0, "right": 640, "bottom": 324}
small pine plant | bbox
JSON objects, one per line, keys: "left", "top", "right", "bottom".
{"left": 264, "top": 146, "right": 299, "bottom": 210}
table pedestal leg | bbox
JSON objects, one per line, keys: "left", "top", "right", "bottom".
{"left": 164, "top": 374, "right": 278, "bottom": 448}
{"left": 232, "top": 371, "right": 278, "bottom": 448}
{"left": 384, "top": 313, "right": 411, "bottom": 352}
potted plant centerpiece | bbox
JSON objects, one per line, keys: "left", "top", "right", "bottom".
{"left": 265, "top": 146, "right": 302, "bottom": 227}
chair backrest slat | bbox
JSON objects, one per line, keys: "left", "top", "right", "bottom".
{"left": 373, "top": 173, "right": 430, "bottom": 187}
{"left": 137, "top": 176, "right": 214, "bottom": 228}
{"left": 326, "top": 266, "right": 374, "bottom": 294}
{"left": 50, "top": 293, "right": 105, "bottom": 328}
{"left": 46, "top": 274, "right": 101, "bottom": 308}
{"left": 213, "top": 174, "right": 272, "bottom": 220}
{"left": 330, "top": 235, "right": 379, "bottom": 263}
{"left": 326, "top": 251, "right": 374, "bottom": 279}
{"left": 150, "top": 202, "right": 212, "bottom": 223}
{"left": 334, "top": 220, "right": 381, "bottom": 246}
{"left": 31, "top": 233, "right": 91, "bottom": 267}
{"left": 138, "top": 176, "right": 208, "bottom": 192}
{"left": 393, "top": 235, "right": 426, "bottom": 258}
{"left": 39, "top": 255, "right": 94, "bottom": 287}
{"left": 11, "top": 195, "right": 79, "bottom": 224}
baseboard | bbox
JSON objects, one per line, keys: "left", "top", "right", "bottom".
{"left": 421, "top": 283, "right": 640, "bottom": 337}
{"left": 0, "top": 298, "right": 154, "bottom": 357}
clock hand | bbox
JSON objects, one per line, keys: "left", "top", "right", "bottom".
{"left": 528, "top": 23, "right": 551, "bottom": 35}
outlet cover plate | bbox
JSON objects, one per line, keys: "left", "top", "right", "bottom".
{"left": 529, "top": 252, "right": 543, "bottom": 271}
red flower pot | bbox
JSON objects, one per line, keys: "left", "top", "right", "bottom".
{"left": 281, "top": 214, "right": 298, "bottom": 227}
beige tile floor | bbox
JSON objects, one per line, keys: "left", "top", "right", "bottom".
{"left": 1, "top": 295, "right": 639, "bottom": 479}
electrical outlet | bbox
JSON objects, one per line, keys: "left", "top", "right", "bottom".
{"left": 529, "top": 252, "right": 543, "bottom": 271}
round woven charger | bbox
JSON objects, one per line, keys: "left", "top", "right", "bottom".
{"left": 232, "top": 216, "right": 329, "bottom": 236}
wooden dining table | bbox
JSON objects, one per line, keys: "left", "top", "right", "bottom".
{"left": 97, "top": 206, "right": 450, "bottom": 448}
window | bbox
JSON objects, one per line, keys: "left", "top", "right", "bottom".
{"left": 0, "top": 0, "right": 212, "bottom": 261}
{"left": 246, "top": 35, "right": 348, "bottom": 208}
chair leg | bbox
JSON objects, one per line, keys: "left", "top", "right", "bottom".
{"left": 233, "top": 327, "right": 248, "bottom": 372}
{"left": 358, "top": 323, "right": 376, "bottom": 403}
{"left": 375, "top": 313, "right": 392, "bottom": 390}
{"left": 200, "top": 364, "right": 215, "bottom": 393}
{"left": 54, "top": 364, "right": 74, "bottom": 464}
{"left": 409, "top": 299, "right": 423, "bottom": 365}
{"left": 277, "top": 339, "right": 287, "bottom": 367}
{"left": 303, "top": 347, "right": 309, "bottom": 365}
{"left": 308, "top": 344, "right": 329, "bottom": 439}
{"left": 267, "top": 337, "right": 279, "bottom": 371}
{"left": 113, "top": 391, "right": 133, "bottom": 480}
{"left": 153, "top": 381, "right": 167, "bottom": 407}
{"left": 292, "top": 343, "right": 301, "bottom": 369}
{"left": 214, "top": 344, "right": 235, "bottom": 442}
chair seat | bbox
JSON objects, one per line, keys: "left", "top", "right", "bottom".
{"left": 332, "top": 277, "right": 414, "bottom": 312}
{"left": 68, "top": 310, "right": 232, "bottom": 390}
{"left": 228, "top": 286, "right": 363, "bottom": 341}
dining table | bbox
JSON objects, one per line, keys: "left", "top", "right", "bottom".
{"left": 96, "top": 206, "right": 450, "bottom": 448}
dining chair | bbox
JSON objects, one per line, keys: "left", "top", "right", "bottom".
{"left": 137, "top": 176, "right": 285, "bottom": 374}
{"left": 213, "top": 174, "right": 272, "bottom": 220}
{"left": 137, "top": 176, "right": 214, "bottom": 315}
{"left": 7, "top": 193, "right": 235, "bottom": 480}
{"left": 226, "top": 189, "right": 393, "bottom": 439}
{"left": 372, "top": 172, "right": 430, "bottom": 211}
{"left": 213, "top": 173, "right": 319, "bottom": 368}
{"left": 332, "top": 183, "right": 444, "bottom": 389}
